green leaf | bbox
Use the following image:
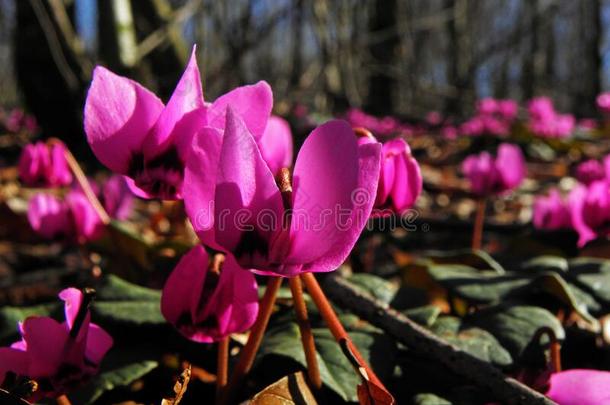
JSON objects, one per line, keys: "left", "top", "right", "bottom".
{"left": 92, "top": 275, "right": 164, "bottom": 326}
{"left": 429, "top": 317, "right": 512, "bottom": 368}
{"left": 402, "top": 305, "right": 442, "bottom": 327}
{"left": 345, "top": 273, "right": 398, "bottom": 305}
{"left": 467, "top": 305, "right": 564, "bottom": 360}
{"left": 73, "top": 359, "right": 158, "bottom": 404}
{"left": 521, "top": 256, "right": 568, "bottom": 273}
{"left": 568, "top": 258, "right": 610, "bottom": 306}
{"left": 425, "top": 265, "right": 597, "bottom": 324}
{"left": 257, "top": 312, "right": 397, "bottom": 402}
{"left": 413, "top": 393, "right": 453, "bottom": 405}
{"left": 96, "top": 274, "right": 162, "bottom": 302}
{"left": 426, "top": 249, "right": 505, "bottom": 274}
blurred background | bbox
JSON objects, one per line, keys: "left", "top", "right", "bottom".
{"left": 0, "top": 0, "right": 608, "bottom": 150}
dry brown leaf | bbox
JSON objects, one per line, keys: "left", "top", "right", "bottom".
{"left": 249, "top": 372, "right": 317, "bottom": 405}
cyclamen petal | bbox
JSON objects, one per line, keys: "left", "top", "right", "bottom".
{"left": 84, "top": 66, "right": 164, "bottom": 174}
{"left": 532, "top": 189, "right": 571, "bottom": 230}
{"left": 546, "top": 369, "right": 610, "bottom": 405}
{"left": 161, "top": 246, "right": 258, "bottom": 343}
{"left": 207, "top": 81, "right": 273, "bottom": 140}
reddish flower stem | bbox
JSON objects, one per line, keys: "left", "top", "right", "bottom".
{"left": 56, "top": 395, "right": 72, "bottom": 405}
{"left": 471, "top": 197, "right": 487, "bottom": 250}
{"left": 221, "top": 276, "right": 282, "bottom": 405}
{"left": 353, "top": 127, "right": 375, "bottom": 139}
{"left": 215, "top": 337, "right": 229, "bottom": 402}
{"left": 300, "top": 272, "right": 388, "bottom": 390}
{"left": 47, "top": 138, "right": 111, "bottom": 226}
{"left": 289, "top": 276, "right": 322, "bottom": 390}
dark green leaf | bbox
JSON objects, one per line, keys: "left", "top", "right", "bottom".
{"left": 426, "top": 249, "right": 505, "bottom": 274}
{"left": 467, "top": 305, "right": 564, "bottom": 360}
{"left": 345, "top": 273, "right": 398, "bottom": 305}
{"left": 413, "top": 393, "right": 453, "bottom": 405}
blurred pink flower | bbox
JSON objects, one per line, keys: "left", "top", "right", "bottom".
{"left": 568, "top": 180, "right": 610, "bottom": 247}
{"left": 161, "top": 246, "right": 259, "bottom": 343}
{"left": 596, "top": 92, "right": 610, "bottom": 114}
{"left": 527, "top": 97, "right": 574, "bottom": 138}
{"left": 101, "top": 175, "right": 134, "bottom": 220}
{"left": 18, "top": 141, "right": 72, "bottom": 187}
{"left": 532, "top": 189, "right": 571, "bottom": 230}
{"left": 462, "top": 143, "right": 526, "bottom": 196}
{"left": 546, "top": 369, "right": 610, "bottom": 405}
{"left": 27, "top": 193, "right": 71, "bottom": 239}
{"left": 0, "top": 288, "right": 113, "bottom": 401}
{"left": 84, "top": 47, "right": 272, "bottom": 200}
{"left": 184, "top": 112, "right": 381, "bottom": 277}
{"left": 575, "top": 159, "right": 605, "bottom": 186}
{"left": 359, "top": 136, "right": 422, "bottom": 216}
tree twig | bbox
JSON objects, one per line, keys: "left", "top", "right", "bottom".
{"left": 321, "top": 273, "right": 557, "bottom": 405}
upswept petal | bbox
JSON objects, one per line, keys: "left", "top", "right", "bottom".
{"left": 211, "top": 108, "right": 283, "bottom": 256}
{"left": 0, "top": 347, "right": 29, "bottom": 383}
{"left": 547, "top": 369, "right": 610, "bottom": 405}
{"left": 287, "top": 120, "right": 380, "bottom": 269}
{"left": 220, "top": 254, "right": 258, "bottom": 334}
{"left": 207, "top": 81, "right": 273, "bottom": 140}
{"left": 496, "top": 143, "right": 525, "bottom": 190}
{"left": 183, "top": 127, "right": 224, "bottom": 249}
{"left": 84, "top": 66, "right": 164, "bottom": 174}
{"left": 143, "top": 48, "right": 205, "bottom": 158}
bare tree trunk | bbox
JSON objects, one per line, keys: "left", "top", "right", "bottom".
{"left": 444, "top": 0, "right": 472, "bottom": 116}
{"left": 365, "top": 0, "right": 398, "bottom": 115}
{"left": 573, "top": 0, "right": 601, "bottom": 117}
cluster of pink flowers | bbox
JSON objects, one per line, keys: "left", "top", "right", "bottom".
{"left": 27, "top": 175, "right": 133, "bottom": 243}
{"left": 0, "top": 288, "right": 113, "bottom": 401}
{"left": 79, "top": 47, "right": 421, "bottom": 344}
{"left": 533, "top": 156, "right": 610, "bottom": 247}
{"left": 527, "top": 97, "right": 575, "bottom": 138}
{"left": 344, "top": 108, "right": 413, "bottom": 137}
{"left": 0, "top": 107, "right": 38, "bottom": 133}
{"left": 458, "top": 98, "right": 518, "bottom": 137}
{"left": 461, "top": 143, "right": 526, "bottom": 196}
{"left": 19, "top": 142, "right": 72, "bottom": 187}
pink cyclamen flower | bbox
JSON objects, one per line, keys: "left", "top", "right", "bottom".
{"left": 161, "top": 246, "right": 258, "bottom": 343}
{"left": 546, "top": 369, "right": 610, "bottom": 405}
{"left": 257, "top": 116, "right": 294, "bottom": 176}
{"left": 84, "top": 47, "right": 272, "bottom": 200}
{"left": 532, "top": 189, "right": 571, "bottom": 230}
{"left": 0, "top": 288, "right": 113, "bottom": 400}
{"left": 476, "top": 98, "right": 498, "bottom": 115}
{"left": 359, "top": 136, "right": 422, "bottom": 216}
{"left": 568, "top": 180, "right": 610, "bottom": 247}
{"left": 65, "top": 190, "right": 105, "bottom": 242}
{"left": 101, "top": 175, "right": 134, "bottom": 220}
{"left": 596, "top": 93, "right": 610, "bottom": 114}
{"left": 18, "top": 142, "right": 72, "bottom": 187}
{"left": 462, "top": 143, "right": 526, "bottom": 196}
{"left": 27, "top": 193, "right": 71, "bottom": 239}
{"left": 497, "top": 99, "right": 518, "bottom": 121}
{"left": 184, "top": 110, "right": 381, "bottom": 277}
{"left": 575, "top": 159, "right": 605, "bottom": 186}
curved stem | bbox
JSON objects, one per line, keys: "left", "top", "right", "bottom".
{"left": 534, "top": 326, "right": 562, "bottom": 373}
{"left": 47, "top": 138, "right": 111, "bottom": 225}
{"left": 472, "top": 197, "right": 487, "bottom": 250}
{"left": 300, "top": 272, "right": 387, "bottom": 390}
{"left": 289, "top": 276, "right": 322, "bottom": 389}
{"left": 221, "top": 277, "right": 282, "bottom": 405}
